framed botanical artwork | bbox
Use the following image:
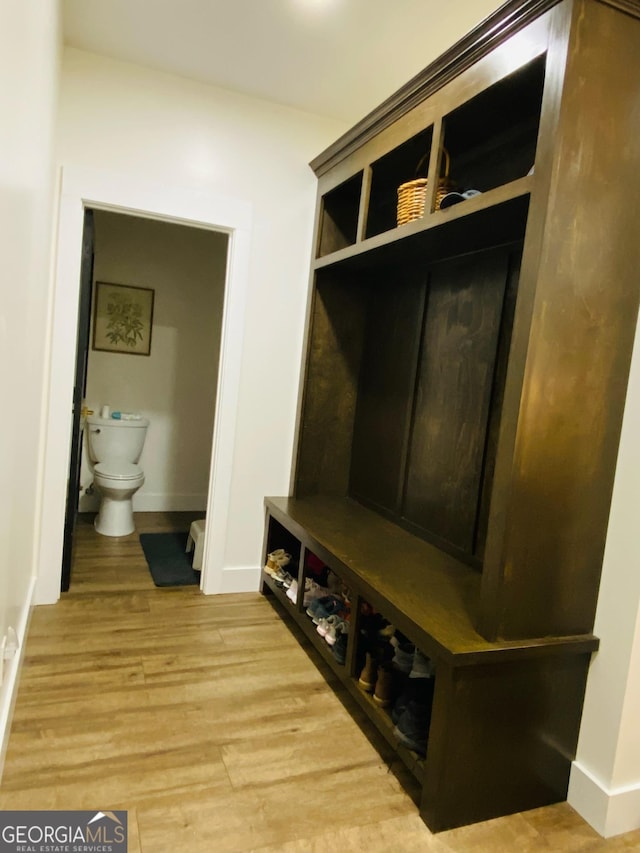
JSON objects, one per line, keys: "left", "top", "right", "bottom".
{"left": 92, "top": 281, "right": 155, "bottom": 356}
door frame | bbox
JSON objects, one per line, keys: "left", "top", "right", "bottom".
{"left": 36, "top": 165, "right": 252, "bottom": 604}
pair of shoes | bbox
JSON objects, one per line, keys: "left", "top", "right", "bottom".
{"left": 390, "top": 648, "right": 434, "bottom": 723}
{"left": 357, "top": 653, "right": 395, "bottom": 708}
{"left": 273, "top": 566, "right": 295, "bottom": 589}
{"left": 409, "top": 648, "right": 435, "bottom": 679}
{"left": 264, "top": 549, "right": 292, "bottom": 577}
{"left": 390, "top": 637, "right": 415, "bottom": 675}
{"left": 303, "top": 579, "right": 330, "bottom": 607}
{"left": 392, "top": 679, "right": 435, "bottom": 757}
{"left": 317, "top": 615, "right": 348, "bottom": 647}
{"left": 306, "top": 594, "right": 348, "bottom": 625}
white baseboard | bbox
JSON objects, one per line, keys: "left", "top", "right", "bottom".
{"left": 78, "top": 493, "right": 208, "bottom": 513}
{"left": 568, "top": 760, "right": 640, "bottom": 838}
{"left": 0, "top": 575, "right": 36, "bottom": 780}
{"left": 217, "top": 565, "right": 261, "bottom": 594}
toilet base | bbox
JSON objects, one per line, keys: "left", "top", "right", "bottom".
{"left": 94, "top": 496, "right": 135, "bottom": 537}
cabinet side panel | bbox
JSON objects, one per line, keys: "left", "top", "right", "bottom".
{"left": 494, "top": 1, "right": 640, "bottom": 638}
{"left": 294, "top": 276, "right": 367, "bottom": 496}
{"left": 421, "top": 654, "right": 591, "bottom": 832}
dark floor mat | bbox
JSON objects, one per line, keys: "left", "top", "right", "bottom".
{"left": 139, "top": 531, "right": 200, "bottom": 587}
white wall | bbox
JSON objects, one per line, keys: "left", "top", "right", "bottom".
{"left": 49, "top": 48, "right": 347, "bottom": 592}
{"left": 568, "top": 306, "right": 640, "bottom": 836}
{"left": 80, "top": 211, "right": 228, "bottom": 512}
{"left": 0, "top": 0, "right": 61, "bottom": 770}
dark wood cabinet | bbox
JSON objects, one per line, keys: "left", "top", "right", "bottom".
{"left": 261, "top": 0, "right": 640, "bottom": 832}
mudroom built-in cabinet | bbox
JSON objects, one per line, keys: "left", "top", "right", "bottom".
{"left": 261, "top": 0, "right": 640, "bottom": 832}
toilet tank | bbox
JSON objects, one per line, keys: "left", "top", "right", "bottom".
{"left": 85, "top": 415, "right": 149, "bottom": 463}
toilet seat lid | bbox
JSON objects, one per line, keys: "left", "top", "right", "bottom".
{"left": 94, "top": 460, "right": 143, "bottom": 480}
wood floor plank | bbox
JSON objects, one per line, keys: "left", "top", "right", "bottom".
{"left": 135, "top": 763, "right": 414, "bottom": 853}
{"left": 248, "top": 813, "right": 449, "bottom": 853}
{"left": 1, "top": 512, "right": 639, "bottom": 852}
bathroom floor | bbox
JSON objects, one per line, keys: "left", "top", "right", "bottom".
{"left": 70, "top": 510, "right": 203, "bottom": 593}
{"left": 2, "top": 514, "right": 639, "bottom": 851}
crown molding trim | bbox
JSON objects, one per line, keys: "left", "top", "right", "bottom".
{"left": 311, "top": 0, "right": 562, "bottom": 176}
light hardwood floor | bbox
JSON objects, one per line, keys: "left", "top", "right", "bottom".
{"left": 1, "top": 513, "right": 639, "bottom": 852}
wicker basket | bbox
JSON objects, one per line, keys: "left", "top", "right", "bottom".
{"left": 397, "top": 149, "right": 452, "bottom": 226}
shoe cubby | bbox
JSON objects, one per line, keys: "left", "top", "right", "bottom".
{"left": 261, "top": 516, "right": 301, "bottom": 604}
{"left": 441, "top": 54, "right": 545, "bottom": 200}
{"left": 354, "top": 599, "right": 436, "bottom": 765}
{"left": 263, "top": 494, "right": 597, "bottom": 832}
{"left": 365, "top": 127, "right": 434, "bottom": 238}
{"left": 317, "top": 171, "right": 363, "bottom": 258}
{"left": 261, "top": 525, "right": 353, "bottom": 668}
{"left": 300, "top": 549, "right": 351, "bottom": 666}
{"left": 264, "top": 516, "right": 301, "bottom": 567}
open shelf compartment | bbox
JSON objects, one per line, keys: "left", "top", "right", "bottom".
{"left": 365, "top": 127, "right": 434, "bottom": 238}
{"left": 442, "top": 54, "right": 546, "bottom": 199}
{"left": 317, "top": 171, "right": 363, "bottom": 257}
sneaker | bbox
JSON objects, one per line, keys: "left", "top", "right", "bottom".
{"left": 286, "top": 579, "right": 298, "bottom": 604}
{"left": 273, "top": 567, "right": 294, "bottom": 588}
{"left": 324, "top": 618, "right": 348, "bottom": 647}
{"left": 393, "top": 691, "right": 435, "bottom": 757}
{"left": 393, "top": 678, "right": 435, "bottom": 757}
{"left": 332, "top": 631, "right": 348, "bottom": 665}
{"left": 316, "top": 614, "right": 343, "bottom": 639}
{"left": 392, "top": 640, "right": 415, "bottom": 675}
{"left": 409, "top": 648, "right": 435, "bottom": 679}
{"left": 306, "top": 595, "right": 347, "bottom": 624}
{"left": 392, "top": 676, "right": 434, "bottom": 725}
{"left": 264, "top": 549, "right": 292, "bottom": 577}
{"left": 303, "top": 580, "right": 330, "bottom": 607}
{"left": 391, "top": 690, "right": 409, "bottom": 725}
{"left": 393, "top": 709, "right": 427, "bottom": 756}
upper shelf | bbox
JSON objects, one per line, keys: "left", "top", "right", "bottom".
{"left": 314, "top": 177, "right": 533, "bottom": 273}
{"left": 315, "top": 53, "right": 545, "bottom": 263}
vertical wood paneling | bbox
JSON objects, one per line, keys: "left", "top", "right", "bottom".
{"left": 350, "top": 274, "right": 426, "bottom": 515}
{"left": 403, "top": 250, "right": 511, "bottom": 553}
{"left": 294, "top": 275, "right": 367, "bottom": 497}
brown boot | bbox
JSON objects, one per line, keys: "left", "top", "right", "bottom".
{"left": 373, "top": 663, "right": 394, "bottom": 708}
{"left": 358, "top": 652, "right": 377, "bottom": 693}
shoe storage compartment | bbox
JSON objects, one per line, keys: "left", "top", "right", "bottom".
{"left": 261, "top": 496, "right": 597, "bottom": 831}
{"left": 353, "top": 597, "right": 437, "bottom": 764}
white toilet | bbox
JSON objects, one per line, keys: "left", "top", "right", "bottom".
{"left": 85, "top": 414, "right": 149, "bottom": 537}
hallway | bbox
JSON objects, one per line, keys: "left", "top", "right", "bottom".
{"left": 1, "top": 515, "right": 639, "bottom": 852}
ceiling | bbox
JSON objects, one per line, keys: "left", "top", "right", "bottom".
{"left": 62, "top": 0, "right": 502, "bottom": 125}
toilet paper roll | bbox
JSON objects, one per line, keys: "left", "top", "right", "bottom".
{"left": 101, "top": 405, "right": 110, "bottom": 419}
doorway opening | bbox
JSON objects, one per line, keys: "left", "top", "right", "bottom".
{"left": 64, "top": 208, "right": 229, "bottom": 590}
{"left": 37, "top": 166, "right": 252, "bottom": 605}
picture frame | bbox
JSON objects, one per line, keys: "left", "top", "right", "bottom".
{"left": 92, "top": 281, "right": 155, "bottom": 356}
